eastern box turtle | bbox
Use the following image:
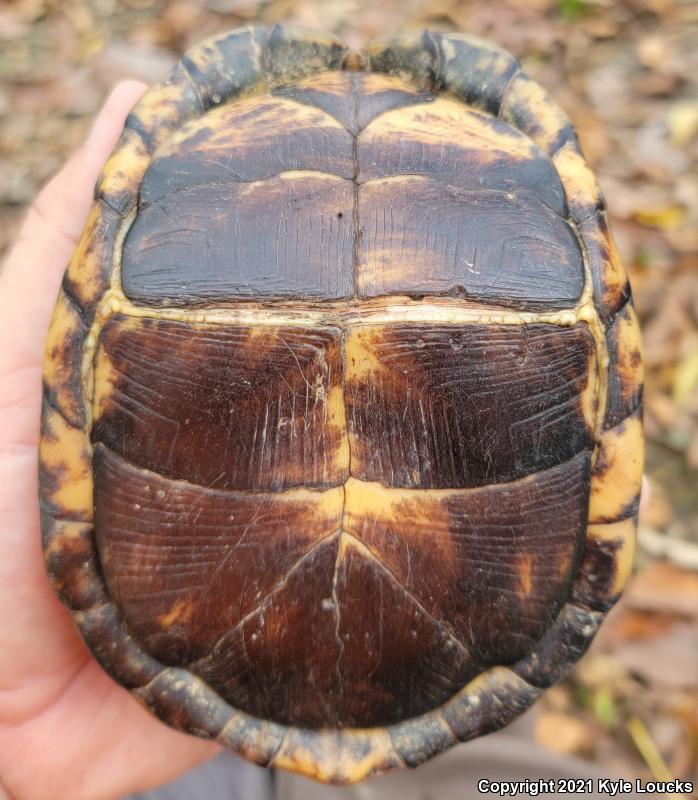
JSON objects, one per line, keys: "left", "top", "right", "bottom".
{"left": 40, "top": 25, "right": 644, "bottom": 784}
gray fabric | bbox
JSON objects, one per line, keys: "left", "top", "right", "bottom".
{"left": 124, "top": 753, "right": 273, "bottom": 800}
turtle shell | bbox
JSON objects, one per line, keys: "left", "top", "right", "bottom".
{"left": 40, "top": 25, "right": 644, "bottom": 784}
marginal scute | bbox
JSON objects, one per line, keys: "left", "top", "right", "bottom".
{"left": 589, "top": 408, "right": 644, "bottom": 524}
{"left": 63, "top": 199, "right": 120, "bottom": 312}
{"left": 604, "top": 300, "right": 644, "bottom": 429}
{"left": 75, "top": 603, "right": 163, "bottom": 689}
{"left": 440, "top": 667, "right": 542, "bottom": 741}
{"left": 512, "top": 604, "right": 603, "bottom": 687}
{"left": 364, "top": 30, "right": 439, "bottom": 90}
{"left": 434, "top": 32, "right": 519, "bottom": 115}
{"left": 270, "top": 728, "right": 403, "bottom": 785}
{"left": 578, "top": 210, "right": 630, "bottom": 320}
{"left": 125, "top": 62, "right": 204, "bottom": 151}
{"left": 552, "top": 139, "right": 603, "bottom": 224}
{"left": 388, "top": 713, "right": 456, "bottom": 768}
{"left": 134, "top": 668, "right": 232, "bottom": 737}
{"left": 573, "top": 516, "right": 637, "bottom": 609}
{"left": 264, "top": 24, "right": 347, "bottom": 84}
{"left": 500, "top": 72, "right": 575, "bottom": 156}
{"left": 43, "top": 289, "right": 87, "bottom": 428}
{"left": 95, "top": 127, "right": 150, "bottom": 214}
{"left": 217, "top": 714, "right": 287, "bottom": 767}
{"left": 180, "top": 26, "right": 266, "bottom": 109}
{"left": 41, "top": 515, "right": 107, "bottom": 610}
{"left": 39, "top": 401, "right": 92, "bottom": 520}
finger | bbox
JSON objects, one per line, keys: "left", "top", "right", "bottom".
{"left": 1, "top": 660, "right": 220, "bottom": 800}
{"left": 0, "top": 82, "right": 148, "bottom": 704}
{"left": 0, "top": 80, "right": 147, "bottom": 379}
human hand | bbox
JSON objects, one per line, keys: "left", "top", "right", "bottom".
{"left": 0, "top": 82, "right": 220, "bottom": 800}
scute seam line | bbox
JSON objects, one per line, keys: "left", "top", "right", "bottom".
{"left": 42, "top": 383, "right": 81, "bottom": 430}
{"left": 59, "top": 278, "right": 90, "bottom": 324}
{"left": 189, "top": 529, "right": 343, "bottom": 665}
{"left": 93, "top": 441, "right": 593, "bottom": 498}
{"left": 338, "top": 530, "right": 471, "bottom": 659}
{"left": 138, "top": 170, "right": 354, "bottom": 210}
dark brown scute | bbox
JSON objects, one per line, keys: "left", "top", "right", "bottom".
{"left": 192, "top": 534, "right": 477, "bottom": 729}
{"left": 357, "top": 180, "right": 582, "bottom": 306}
{"left": 122, "top": 174, "right": 355, "bottom": 303}
{"left": 93, "top": 446, "right": 589, "bottom": 729}
{"left": 123, "top": 65, "right": 582, "bottom": 307}
{"left": 191, "top": 537, "right": 343, "bottom": 727}
{"left": 138, "top": 98, "right": 355, "bottom": 207}
{"left": 347, "top": 323, "right": 595, "bottom": 487}
{"left": 92, "top": 316, "right": 347, "bottom": 490}
{"left": 93, "top": 444, "right": 342, "bottom": 664}
{"left": 346, "top": 453, "right": 590, "bottom": 667}
{"left": 357, "top": 113, "right": 567, "bottom": 215}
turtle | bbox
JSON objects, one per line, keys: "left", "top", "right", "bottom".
{"left": 40, "top": 24, "right": 644, "bottom": 785}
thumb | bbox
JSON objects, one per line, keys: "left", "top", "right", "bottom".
{"left": 0, "top": 80, "right": 148, "bottom": 379}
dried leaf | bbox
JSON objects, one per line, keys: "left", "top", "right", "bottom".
{"left": 633, "top": 205, "right": 687, "bottom": 230}
{"left": 624, "top": 562, "right": 698, "bottom": 617}
{"left": 534, "top": 712, "right": 595, "bottom": 756}
{"left": 669, "top": 101, "right": 698, "bottom": 148}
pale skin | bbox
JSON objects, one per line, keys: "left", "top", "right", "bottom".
{"left": 0, "top": 82, "right": 219, "bottom": 800}
{"left": 0, "top": 79, "right": 648, "bottom": 800}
